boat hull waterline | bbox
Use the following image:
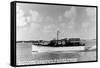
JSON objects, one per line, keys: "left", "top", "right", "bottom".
{"left": 32, "top": 45, "right": 85, "bottom": 52}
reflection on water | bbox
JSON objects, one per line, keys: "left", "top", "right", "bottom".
{"left": 16, "top": 43, "right": 96, "bottom": 65}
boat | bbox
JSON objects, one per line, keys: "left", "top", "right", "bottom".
{"left": 32, "top": 31, "right": 85, "bottom": 52}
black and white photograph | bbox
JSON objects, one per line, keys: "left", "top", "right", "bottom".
{"left": 14, "top": 1, "right": 97, "bottom": 66}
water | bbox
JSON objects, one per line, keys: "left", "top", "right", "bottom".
{"left": 16, "top": 41, "right": 96, "bottom": 65}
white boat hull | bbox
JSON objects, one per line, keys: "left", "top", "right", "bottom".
{"left": 32, "top": 45, "right": 85, "bottom": 52}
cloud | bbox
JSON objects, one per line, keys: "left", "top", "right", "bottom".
{"left": 61, "top": 20, "right": 74, "bottom": 30}
{"left": 16, "top": 5, "right": 42, "bottom": 28}
{"left": 21, "top": 10, "right": 42, "bottom": 23}
{"left": 67, "top": 19, "right": 75, "bottom": 29}
{"left": 58, "top": 16, "right": 63, "bottom": 21}
{"left": 82, "top": 22, "right": 89, "bottom": 28}
{"left": 86, "top": 7, "right": 96, "bottom": 32}
{"left": 26, "top": 10, "right": 44, "bottom": 24}
{"left": 29, "top": 10, "right": 39, "bottom": 22}
{"left": 44, "top": 16, "right": 54, "bottom": 24}
{"left": 64, "top": 7, "right": 76, "bottom": 19}
{"left": 86, "top": 7, "right": 96, "bottom": 27}
{"left": 63, "top": 7, "right": 76, "bottom": 29}
{"left": 43, "top": 25, "right": 56, "bottom": 33}
{"left": 86, "top": 8, "right": 96, "bottom": 18}
{"left": 17, "top": 6, "right": 27, "bottom": 27}
{"left": 81, "top": 22, "right": 90, "bottom": 33}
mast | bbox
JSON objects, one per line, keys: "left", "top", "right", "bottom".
{"left": 57, "top": 30, "right": 60, "bottom": 45}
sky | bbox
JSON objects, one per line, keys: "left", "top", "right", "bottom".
{"left": 16, "top": 3, "right": 96, "bottom": 41}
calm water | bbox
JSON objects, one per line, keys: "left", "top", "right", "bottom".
{"left": 16, "top": 42, "right": 96, "bottom": 65}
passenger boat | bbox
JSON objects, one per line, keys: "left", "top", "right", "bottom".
{"left": 32, "top": 31, "right": 85, "bottom": 52}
